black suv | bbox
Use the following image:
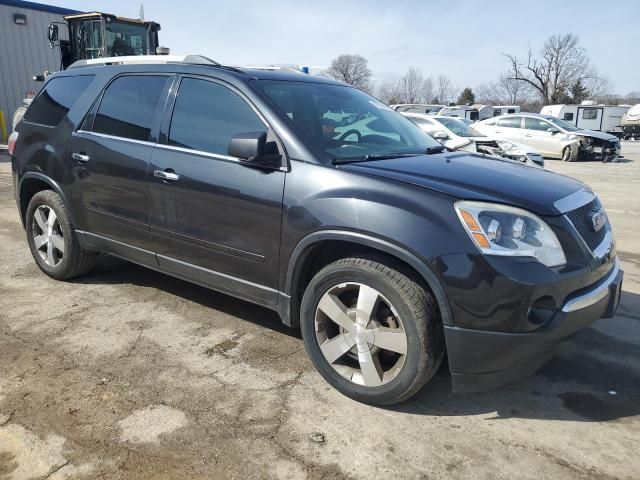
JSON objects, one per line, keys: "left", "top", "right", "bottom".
{"left": 10, "top": 57, "right": 623, "bottom": 405}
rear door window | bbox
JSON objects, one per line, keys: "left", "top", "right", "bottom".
{"left": 498, "top": 116, "right": 522, "bottom": 128}
{"left": 524, "top": 117, "right": 552, "bottom": 131}
{"left": 93, "top": 75, "right": 168, "bottom": 142}
{"left": 168, "top": 78, "right": 265, "bottom": 155}
{"left": 24, "top": 75, "right": 95, "bottom": 126}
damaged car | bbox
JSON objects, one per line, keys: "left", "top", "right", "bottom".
{"left": 475, "top": 113, "right": 620, "bottom": 162}
{"left": 404, "top": 113, "right": 544, "bottom": 167}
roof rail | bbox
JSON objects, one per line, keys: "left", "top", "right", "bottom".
{"left": 68, "top": 55, "right": 220, "bottom": 69}
{"left": 237, "top": 65, "right": 303, "bottom": 73}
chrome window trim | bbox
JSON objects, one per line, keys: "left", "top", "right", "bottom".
{"left": 74, "top": 130, "right": 156, "bottom": 146}
{"left": 155, "top": 144, "right": 287, "bottom": 171}
{"left": 554, "top": 187, "right": 595, "bottom": 214}
{"left": 72, "top": 130, "right": 288, "bottom": 172}
{"left": 562, "top": 257, "right": 619, "bottom": 313}
{"left": 155, "top": 142, "right": 237, "bottom": 162}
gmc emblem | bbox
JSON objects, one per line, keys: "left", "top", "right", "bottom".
{"left": 590, "top": 209, "right": 607, "bottom": 232}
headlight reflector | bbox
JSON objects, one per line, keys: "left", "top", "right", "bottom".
{"left": 455, "top": 201, "right": 566, "bottom": 267}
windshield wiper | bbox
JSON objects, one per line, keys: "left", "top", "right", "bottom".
{"left": 425, "top": 145, "right": 445, "bottom": 154}
{"left": 332, "top": 153, "right": 420, "bottom": 165}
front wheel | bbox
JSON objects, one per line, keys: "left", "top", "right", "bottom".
{"left": 561, "top": 145, "right": 577, "bottom": 162}
{"left": 300, "top": 256, "right": 444, "bottom": 405}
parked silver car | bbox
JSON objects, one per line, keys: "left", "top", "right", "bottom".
{"left": 474, "top": 113, "right": 620, "bottom": 162}
{"left": 403, "top": 113, "right": 544, "bottom": 167}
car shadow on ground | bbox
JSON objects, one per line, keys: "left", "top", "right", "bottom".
{"left": 72, "top": 255, "right": 299, "bottom": 339}
{"left": 74, "top": 256, "right": 640, "bottom": 423}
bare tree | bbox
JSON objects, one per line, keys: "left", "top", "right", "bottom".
{"left": 324, "top": 54, "right": 372, "bottom": 91}
{"left": 398, "top": 67, "right": 434, "bottom": 103}
{"left": 476, "top": 74, "right": 533, "bottom": 105}
{"left": 435, "top": 75, "right": 456, "bottom": 104}
{"left": 376, "top": 67, "right": 435, "bottom": 105}
{"left": 505, "top": 33, "right": 608, "bottom": 104}
{"left": 377, "top": 78, "right": 403, "bottom": 105}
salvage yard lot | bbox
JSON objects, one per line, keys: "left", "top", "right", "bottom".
{"left": 0, "top": 146, "right": 639, "bottom": 479}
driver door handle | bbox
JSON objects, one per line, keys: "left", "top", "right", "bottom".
{"left": 71, "top": 152, "right": 90, "bottom": 163}
{"left": 154, "top": 169, "right": 180, "bottom": 182}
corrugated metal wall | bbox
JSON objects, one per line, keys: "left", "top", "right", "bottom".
{"left": 0, "top": 3, "right": 69, "bottom": 130}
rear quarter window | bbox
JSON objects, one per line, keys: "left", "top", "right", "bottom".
{"left": 24, "top": 75, "right": 95, "bottom": 127}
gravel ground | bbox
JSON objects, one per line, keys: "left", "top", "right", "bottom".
{"left": 0, "top": 145, "right": 638, "bottom": 479}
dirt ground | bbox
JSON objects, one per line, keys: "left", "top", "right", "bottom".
{"left": 0, "top": 145, "right": 639, "bottom": 480}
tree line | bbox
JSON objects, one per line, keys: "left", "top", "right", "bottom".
{"left": 323, "top": 34, "right": 638, "bottom": 110}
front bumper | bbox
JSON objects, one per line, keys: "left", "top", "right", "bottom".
{"left": 444, "top": 258, "right": 623, "bottom": 392}
{"left": 578, "top": 142, "right": 621, "bottom": 162}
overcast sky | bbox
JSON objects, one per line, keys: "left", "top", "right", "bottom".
{"left": 38, "top": 0, "right": 639, "bottom": 94}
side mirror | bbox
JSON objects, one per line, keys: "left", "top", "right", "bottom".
{"left": 228, "top": 131, "right": 267, "bottom": 162}
{"left": 47, "top": 23, "right": 58, "bottom": 43}
{"left": 547, "top": 127, "right": 559, "bottom": 134}
{"left": 433, "top": 131, "right": 449, "bottom": 140}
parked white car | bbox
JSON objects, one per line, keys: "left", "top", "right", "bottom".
{"left": 403, "top": 113, "right": 544, "bottom": 167}
{"left": 474, "top": 113, "right": 620, "bottom": 162}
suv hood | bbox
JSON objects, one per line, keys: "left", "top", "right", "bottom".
{"left": 340, "top": 151, "right": 585, "bottom": 216}
{"left": 573, "top": 129, "right": 618, "bottom": 142}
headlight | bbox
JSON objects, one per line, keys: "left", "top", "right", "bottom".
{"left": 496, "top": 140, "right": 524, "bottom": 155}
{"left": 455, "top": 201, "right": 566, "bottom": 267}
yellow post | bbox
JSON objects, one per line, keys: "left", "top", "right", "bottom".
{"left": 0, "top": 110, "right": 7, "bottom": 143}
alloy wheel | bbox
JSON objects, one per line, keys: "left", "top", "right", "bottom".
{"left": 314, "top": 282, "right": 408, "bottom": 387}
{"left": 32, "top": 205, "right": 65, "bottom": 267}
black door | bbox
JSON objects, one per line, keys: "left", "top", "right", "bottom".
{"left": 148, "top": 77, "right": 286, "bottom": 305}
{"left": 69, "top": 74, "right": 170, "bottom": 252}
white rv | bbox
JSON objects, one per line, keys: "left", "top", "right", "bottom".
{"left": 621, "top": 104, "right": 640, "bottom": 140}
{"left": 492, "top": 105, "right": 520, "bottom": 116}
{"left": 540, "top": 101, "right": 629, "bottom": 137}
{"left": 438, "top": 104, "right": 493, "bottom": 121}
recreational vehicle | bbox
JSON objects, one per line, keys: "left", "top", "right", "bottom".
{"left": 438, "top": 104, "right": 493, "bottom": 121}
{"left": 540, "top": 102, "right": 629, "bottom": 137}
{"left": 493, "top": 105, "right": 520, "bottom": 116}
{"left": 621, "top": 104, "right": 640, "bottom": 140}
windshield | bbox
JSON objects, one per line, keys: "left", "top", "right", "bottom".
{"left": 105, "top": 21, "right": 149, "bottom": 56}
{"left": 435, "top": 117, "right": 484, "bottom": 137}
{"left": 252, "top": 80, "right": 442, "bottom": 161}
{"left": 547, "top": 117, "right": 579, "bottom": 131}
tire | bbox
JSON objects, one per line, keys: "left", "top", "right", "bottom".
{"left": 12, "top": 105, "right": 27, "bottom": 131}
{"left": 25, "top": 190, "right": 97, "bottom": 280}
{"left": 300, "top": 256, "right": 444, "bottom": 405}
{"left": 561, "top": 145, "right": 577, "bottom": 162}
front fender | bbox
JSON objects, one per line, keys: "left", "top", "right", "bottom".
{"left": 285, "top": 229, "right": 454, "bottom": 327}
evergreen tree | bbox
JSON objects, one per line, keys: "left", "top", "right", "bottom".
{"left": 456, "top": 87, "right": 475, "bottom": 105}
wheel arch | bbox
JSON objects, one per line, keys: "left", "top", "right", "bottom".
{"left": 18, "top": 173, "right": 74, "bottom": 228}
{"left": 283, "top": 230, "right": 453, "bottom": 328}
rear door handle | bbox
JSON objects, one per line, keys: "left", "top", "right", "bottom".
{"left": 71, "top": 152, "right": 90, "bottom": 163}
{"left": 154, "top": 169, "right": 180, "bottom": 182}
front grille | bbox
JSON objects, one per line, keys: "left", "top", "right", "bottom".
{"left": 566, "top": 199, "right": 607, "bottom": 251}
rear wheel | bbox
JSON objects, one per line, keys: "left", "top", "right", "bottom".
{"left": 300, "top": 256, "right": 444, "bottom": 405}
{"left": 25, "top": 191, "right": 97, "bottom": 280}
